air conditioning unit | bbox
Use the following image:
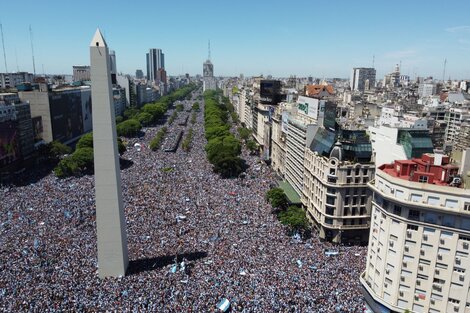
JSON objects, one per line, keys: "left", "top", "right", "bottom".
{"left": 423, "top": 234, "right": 428, "bottom": 241}
{"left": 463, "top": 242, "right": 469, "bottom": 249}
{"left": 440, "top": 238, "right": 445, "bottom": 244}
{"left": 435, "top": 269, "right": 440, "bottom": 275}
{"left": 419, "top": 265, "right": 424, "bottom": 271}
{"left": 400, "top": 276, "right": 405, "bottom": 282}
{"left": 454, "top": 304, "right": 459, "bottom": 312}
{"left": 420, "top": 249, "right": 425, "bottom": 256}
{"left": 390, "top": 241, "right": 394, "bottom": 247}
{"left": 414, "top": 294, "right": 419, "bottom": 301}
{"left": 460, "top": 274, "right": 465, "bottom": 281}
{"left": 416, "top": 280, "right": 421, "bottom": 286}
{"left": 390, "top": 188, "right": 395, "bottom": 193}
{"left": 404, "top": 245, "right": 409, "bottom": 252}
{"left": 386, "top": 269, "right": 390, "bottom": 274}
{"left": 384, "top": 282, "right": 388, "bottom": 288}
{"left": 402, "top": 261, "right": 407, "bottom": 268}
{"left": 456, "top": 257, "right": 461, "bottom": 265}
{"left": 430, "top": 299, "right": 435, "bottom": 305}
{"left": 407, "top": 230, "right": 412, "bottom": 238}
{"left": 399, "top": 290, "right": 404, "bottom": 296}
{"left": 438, "top": 253, "right": 443, "bottom": 260}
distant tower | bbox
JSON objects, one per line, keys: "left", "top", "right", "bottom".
{"left": 90, "top": 29, "right": 128, "bottom": 278}
{"left": 203, "top": 40, "right": 215, "bottom": 92}
{"left": 146, "top": 48, "right": 164, "bottom": 82}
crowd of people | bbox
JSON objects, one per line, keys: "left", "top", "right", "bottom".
{"left": 0, "top": 90, "right": 368, "bottom": 312}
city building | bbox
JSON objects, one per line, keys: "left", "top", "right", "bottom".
{"left": 146, "top": 48, "right": 164, "bottom": 82}
{"left": 351, "top": 68, "right": 376, "bottom": 92}
{"left": 303, "top": 128, "right": 374, "bottom": 243}
{"left": 19, "top": 85, "right": 92, "bottom": 144}
{"left": 369, "top": 125, "right": 434, "bottom": 169}
{"left": 361, "top": 154, "right": 470, "bottom": 313}
{"left": 203, "top": 58, "right": 216, "bottom": 92}
{"left": 418, "top": 82, "right": 437, "bottom": 98}
{"left": 445, "top": 108, "right": 470, "bottom": 145}
{"left": 73, "top": 66, "right": 91, "bottom": 82}
{"left": 0, "top": 72, "right": 34, "bottom": 89}
{"left": 135, "top": 69, "right": 144, "bottom": 79}
{"left": 0, "top": 93, "right": 34, "bottom": 167}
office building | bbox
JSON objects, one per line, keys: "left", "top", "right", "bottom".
{"left": 146, "top": 48, "right": 164, "bottom": 82}
{"left": 351, "top": 68, "right": 376, "bottom": 92}
{"left": 203, "top": 59, "right": 216, "bottom": 92}
{"left": 0, "top": 72, "right": 34, "bottom": 89}
{"left": 19, "top": 85, "right": 92, "bottom": 144}
{"left": 369, "top": 125, "right": 434, "bottom": 169}
{"left": 361, "top": 154, "right": 470, "bottom": 313}
{"left": 418, "top": 82, "right": 437, "bottom": 98}
{"left": 0, "top": 93, "right": 34, "bottom": 167}
{"left": 135, "top": 70, "right": 144, "bottom": 79}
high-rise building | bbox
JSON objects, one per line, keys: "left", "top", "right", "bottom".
{"left": 109, "top": 50, "right": 117, "bottom": 84}
{"left": 146, "top": 48, "right": 164, "bottom": 82}
{"left": 73, "top": 66, "right": 91, "bottom": 82}
{"left": 361, "top": 153, "right": 470, "bottom": 313}
{"left": 0, "top": 72, "right": 34, "bottom": 89}
{"left": 135, "top": 69, "right": 144, "bottom": 79}
{"left": 350, "top": 68, "right": 376, "bottom": 92}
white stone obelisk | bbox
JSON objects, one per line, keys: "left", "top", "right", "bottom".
{"left": 90, "top": 29, "right": 128, "bottom": 278}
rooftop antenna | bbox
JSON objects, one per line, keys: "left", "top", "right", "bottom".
{"left": 208, "top": 40, "right": 211, "bottom": 61}
{"left": 0, "top": 22, "right": 8, "bottom": 73}
{"left": 15, "top": 48, "right": 19, "bottom": 72}
{"left": 29, "top": 25, "right": 36, "bottom": 76}
{"left": 442, "top": 58, "right": 447, "bottom": 83}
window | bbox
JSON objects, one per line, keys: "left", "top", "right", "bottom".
{"left": 363, "top": 168, "right": 368, "bottom": 176}
{"left": 346, "top": 178, "right": 351, "bottom": 184}
{"left": 347, "top": 168, "right": 352, "bottom": 176}
{"left": 411, "top": 194, "right": 422, "bottom": 202}
{"left": 355, "top": 168, "right": 360, "bottom": 175}
{"left": 394, "top": 205, "right": 402, "bottom": 216}
{"left": 360, "top": 197, "right": 366, "bottom": 205}
{"left": 355, "top": 178, "right": 360, "bottom": 184}
{"left": 326, "top": 207, "right": 335, "bottom": 216}
{"left": 445, "top": 199, "right": 458, "bottom": 209}
{"left": 418, "top": 175, "right": 428, "bottom": 183}
{"left": 326, "top": 196, "right": 335, "bottom": 205}
{"left": 407, "top": 224, "right": 419, "bottom": 231}
{"left": 409, "top": 210, "right": 420, "bottom": 221}
{"left": 325, "top": 217, "right": 333, "bottom": 225}
{"left": 327, "top": 187, "right": 336, "bottom": 194}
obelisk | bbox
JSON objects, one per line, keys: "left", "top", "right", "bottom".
{"left": 90, "top": 29, "right": 128, "bottom": 278}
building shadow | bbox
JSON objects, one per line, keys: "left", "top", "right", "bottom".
{"left": 119, "top": 158, "right": 134, "bottom": 170}
{"left": 127, "top": 251, "right": 208, "bottom": 276}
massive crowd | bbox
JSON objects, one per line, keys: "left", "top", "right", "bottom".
{"left": 0, "top": 90, "right": 368, "bottom": 312}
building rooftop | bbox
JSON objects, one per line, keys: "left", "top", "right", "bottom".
{"left": 379, "top": 153, "right": 461, "bottom": 188}
{"left": 304, "top": 84, "right": 335, "bottom": 97}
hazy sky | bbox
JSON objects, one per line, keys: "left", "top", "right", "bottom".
{"left": 1, "top": 0, "right": 470, "bottom": 79}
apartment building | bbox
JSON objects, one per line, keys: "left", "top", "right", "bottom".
{"left": 361, "top": 154, "right": 470, "bottom": 313}
{"left": 303, "top": 128, "right": 374, "bottom": 243}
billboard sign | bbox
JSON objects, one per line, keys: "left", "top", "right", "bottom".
{"left": 281, "top": 112, "right": 289, "bottom": 133}
{"left": 296, "top": 96, "right": 320, "bottom": 119}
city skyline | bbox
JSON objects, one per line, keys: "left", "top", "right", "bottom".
{"left": 1, "top": 0, "right": 470, "bottom": 79}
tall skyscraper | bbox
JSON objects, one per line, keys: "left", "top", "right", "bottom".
{"left": 350, "top": 67, "right": 376, "bottom": 92}
{"left": 90, "top": 29, "right": 128, "bottom": 278}
{"left": 146, "top": 48, "right": 164, "bottom": 82}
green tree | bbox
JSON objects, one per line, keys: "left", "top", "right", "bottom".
{"left": 277, "top": 206, "right": 309, "bottom": 231}
{"left": 212, "top": 155, "right": 243, "bottom": 178}
{"left": 76, "top": 133, "right": 93, "bottom": 149}
{"left": 123, "top": 107, "right": 139, "bottom": 120}
{"left": 238, "top": 127, "right": 251, "bottom": 141}
{"left": 266, "top": 188, "right": 288, "bottom": 210}
{"left": 137, "top": 112, "right": 153, "bottom": 126}
{"left": 205, "top": 125, "right": 230, "bottom": 141}
{"left": 76, "top": 132, "right": 126, "bottom": 155}
{"left": 246, "top": 140, "right": 258, "bottom": 154}
{"left": 115, "top": 115, "right": 124, "bottom": 124}
{"left": 48, "top": 141, "right": 72, "bottom": 159}
{"left": 116, "top": 119, "right": 141, "bottom": 137}
{"left": 192, "top": 102, "right": 200, "bottom": 111}
{"left": 175, "top": 104, "right": 184, "bottom": 112}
